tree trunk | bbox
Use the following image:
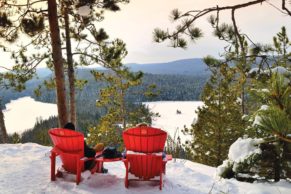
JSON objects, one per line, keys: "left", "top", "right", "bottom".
{"left": 0, "top": 102, "right": 8, "bottom": 143}
{"left": 217, "top": 78, "right": 222, "bottom": 166}
{"left": 120, "top": 88, "right": 126, "bottom": 130}
{"left": 48, "top": 0, "right": 68, "bottom": 127}
{"left": 64, "top": 5, "right": 77, "bottom": 126}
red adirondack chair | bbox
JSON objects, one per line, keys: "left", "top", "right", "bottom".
{"left": 48, "top": 128, "right": 95, "bottom": 185}
{"left": 122, "top": 126, "right": 172, "bottom": 190}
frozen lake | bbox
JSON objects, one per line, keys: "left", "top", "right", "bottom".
{"left": 144, "top": 101, "right": 204, "bottom": 143}
{"left": 3, "top": 97, "right": 203, "bottom": 141}
{"left": 3, "top": 96, "right": 57, "bottom": 134}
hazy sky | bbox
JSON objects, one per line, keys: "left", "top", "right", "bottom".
{"left": 99, "top": 0, "right": 291, "bottom": 63}
{"left": 1, "top": 0, "right": 291, "bottom": 69}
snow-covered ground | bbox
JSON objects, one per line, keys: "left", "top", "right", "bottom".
{"left": 3, "top": 96, "right": 58, "bottom": 134}
{"left": 1, "top": 99, "right": 290, "bottom": 193}
{"left": 0, "top": 143, "right": 290, "bottom": 194}
{"left": 144, "top": 101, "right": 204, "bottom": 143}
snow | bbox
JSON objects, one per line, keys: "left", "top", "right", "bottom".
{"left": 248, "top": 68, "right": 259, "bottom": 74}
{"left": 252, "top": 105, "right": 269, "bottom": 127}
{"left": 228, "top": 138, "right": 263, "bottom": 163}
{"left": 261, "top": 89, "right": 269, "bottom": 93}
{"left": 0, "top": 143, "right": 290, "bottom": 194}
{"left": 249, "top": 66, "right": 291, "bottom": 76}
{"left": 127, "top": 151, "right": 163, "bottom": 156}
{"left": 260, "top": 105, "right": 269, "bottom": 111}
{"left": 252, "top": 115, "right": 261, "bottom": 126}
{"left": 3, "top": 96, "right": 58, "bottom": 134}
{"left": 270, "top": 66, "right": 290, "bottom": 74}
{"left": 78, "top": 6, "right": 91, "bottom": 17}
{"left": 217, "top": 138, "right": 265, "bottom": 176}
{"left": 143, "top": 101, "right": 204, "bottom": 143}
{"left": 216, "top": 160, "right": 233, "bottom": 176}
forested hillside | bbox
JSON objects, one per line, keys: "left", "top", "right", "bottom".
{"left": 127, "top": 58, "right": 209, "bottom": 75}
{"left": 2, "top": 69, "right": 208, "bottom": 105}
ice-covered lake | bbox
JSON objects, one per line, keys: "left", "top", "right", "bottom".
{"left": 3, "top": 97, "right": 203, "bottom": 141}
{"left": 144, "top": 101, "right": 204, "bottom": 143}
{"left": 3, "top": 96, "right": 58, "bottom": 134}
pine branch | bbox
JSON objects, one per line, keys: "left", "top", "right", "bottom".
{"left": 172, "top": 0, "right": 266, "bottom": 37}
{"left": 273, "top": 131, "right": 291, "bottom": 143}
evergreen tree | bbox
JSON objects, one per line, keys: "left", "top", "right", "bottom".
{"left": 0, "top": 99, "right": 8, "bottom": 143}
{"left": 248, "top": 28, "right": 291, "bottom": 180}
{"left": 153, "top": 0, "right": 291, "bottom": 115}
{"left": 0, "top": 0, "right": 129, "bottom": 128}
{"left": 59, "top": 0, "right": 129, "bottom": 126}
{"left": 21, "top": 116, "right": 58, "bottom": 145}
{"left": 218, "top": 27, "right": 291, "bottom": 181}
{"left": 184, "top": 57, "right": 246, "bottom": 167}
{"left": 87, "top": 40, "right": 156, "bottom": 147}
{"left": 9, "top": 132, "right": 21, "bottom": 144}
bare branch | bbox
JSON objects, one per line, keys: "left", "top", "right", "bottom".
{"left": 231, "top": 9, "right": 245, "bottom": 54}
{"left": 0, "top": 66, "right": 12, "bottom": 71}
{"left": 282, "top": 0, "right": 291, "bottom": 16}
{"left": 265, "top": 1, "right": 287, "bottom": 14}
{"left": 2, "top": 0, "right": 46, "bottom": 7}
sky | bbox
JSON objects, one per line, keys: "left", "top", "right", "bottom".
{"left": 1, "top": 0, "right": 291, "bottom": 69}
{"left": 99, "top": 0, "right": 291, "bottom": 63}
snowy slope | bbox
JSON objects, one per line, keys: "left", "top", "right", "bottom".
{"left": 0, "top": 143, "right": 290, "bottom": 194}
{"left": 3, "top": 97, "right": 57, "bottom": 134}
{"left": 144, "top": 101, "right": 204, "bottom": 143}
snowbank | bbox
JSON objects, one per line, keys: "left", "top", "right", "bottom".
{"left": 228, "top": 138, "right": 263, "bottom": 163}
{"left": 1, "top": 143, "right": 290, "bottom": 194}
{"left": 217, "top": 137, "right": 264, "bottom": 178}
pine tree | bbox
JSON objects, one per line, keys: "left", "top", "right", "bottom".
{"left": 86, "top": 39, "right": 156, "bottom": 147}
{"left": 59, "top": 0, "right": 129, "bottom": 126}
{"left": 219, "top": 27, "right": 291, "bottom": 181}
{"left": 0, "top": 99, "right": 8, "bottom": 143}
{"left": 184, "top": 57, "right": 246, "bottom": 167}
{"left": 0, "top": 0, "right": 129, "bottom": 128}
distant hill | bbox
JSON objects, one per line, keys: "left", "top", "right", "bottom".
{"left": 35, "top": 58, "right": 208, "bottom": 76}
{"left": 126, "top": 58, "right": 209, "bottom": 75}
{"left": 35, "top": 68, "right": 52, "bottom": 78}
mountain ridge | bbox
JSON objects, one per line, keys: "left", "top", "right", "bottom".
{"left": 36, "top": 58, "right": 209, "bottom": 76}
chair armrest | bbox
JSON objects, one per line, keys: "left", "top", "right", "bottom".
{"left": 51, "top": 147, "right": 62, "bottom": 156}
{"left": 163, "top": 154, "right": 172, "bottom": 162}
{"left": 166, "top": 154, "right": 173, "bottom": 161}
{"left": 80, "top": 157, "right": 95, "bottom": 161}
{"left": 51, "top": 146, "right": 83, "bottom": 156}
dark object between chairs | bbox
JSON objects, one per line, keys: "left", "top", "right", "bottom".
{"left": 102, "top": 146, "right": 122, "bottom": 159}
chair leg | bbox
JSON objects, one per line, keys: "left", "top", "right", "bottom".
{"left": 76, "top": 159, "right": 81, "bottom": 185}
{"left": 124, "top": 160, "right": 129, "bottom": 188}
{"left": 50, "top": 152, "right": 56, "bottom": 181}
{"left": 99, "top": 161, "right": 103, "bottom": 173}
{"left": 163, "top": 161, "right": 166, "bottom": 174}
{"left": 160, "top": 171, "right": 163, "bottom": 190}
{"left": 91, "top": 160, "right": 99, "bottom": 174}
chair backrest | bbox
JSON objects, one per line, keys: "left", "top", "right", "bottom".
{"left": 126, "top": 154, "right": 163, "bottom": 180}
{"left": 123, "top": 126, "right": 167, "bottom": 153}
{"left": 49, "top": 128, "right": 84, "bottom": 173}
